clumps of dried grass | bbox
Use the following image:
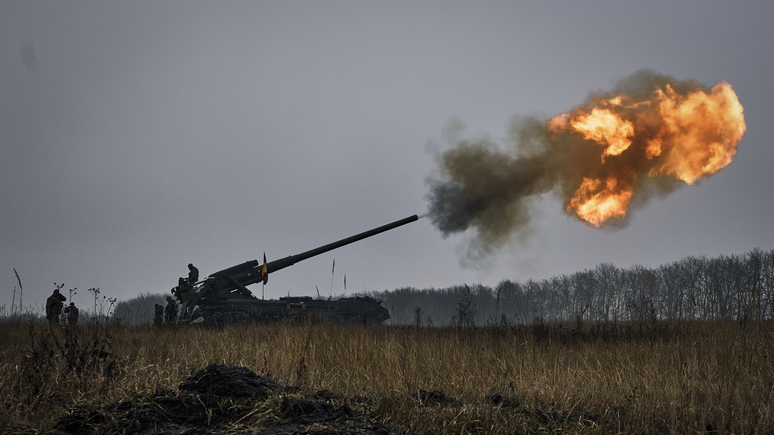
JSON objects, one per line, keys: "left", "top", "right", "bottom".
{"left": 1, "top": 320, "right": 773, "bottom": 434}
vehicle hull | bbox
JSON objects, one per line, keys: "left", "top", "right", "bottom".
{"left": 197, "top": 296, "right": 390, "bottom": 326}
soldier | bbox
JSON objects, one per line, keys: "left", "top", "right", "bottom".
{"left": 45, "top": 289, "right": 67, "bottom": 325}
{"left": 187, "top": 263, "right": 199, "bottom": 285}
{"left": 63, "top": 302, "right": 79, "bottom": 325}
{"left": 165, "top": 296, "right": 178, "bottom": 324}
{"left": 176, "top": 275, "right": 198, "bottom": 317}
{"left": 154, "top": 304, "right": 164, "bottom": 326}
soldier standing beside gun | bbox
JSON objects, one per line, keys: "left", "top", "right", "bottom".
{"left": 154, "top": 303, "right": 164, "bottom": 326}
{"left": 172, "top": 263, "right": 199, "bottom": 317}
{"left": 45, "top": 289, "right": 67, "bottom": 325}
{"left": 165, "top": 296, "right": 178, "bottom": 324}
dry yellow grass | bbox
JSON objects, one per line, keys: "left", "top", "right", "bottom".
{"left": 1, "top": 319, "right": 772, "bottom": 433}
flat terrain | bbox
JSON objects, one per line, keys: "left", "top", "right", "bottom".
{"left": 1, "top": 320, "right": 772, "bottom": 433}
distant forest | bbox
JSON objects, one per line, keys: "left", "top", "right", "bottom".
{"left": 369, "top": 248, "right": 774, "bottom": 326}
{"left": 113, "top": 248, "right": 774, "bottom": 326}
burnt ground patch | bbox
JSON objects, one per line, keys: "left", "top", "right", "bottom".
{"left": 54, "top": 364, "right": 409, "bottom": 435}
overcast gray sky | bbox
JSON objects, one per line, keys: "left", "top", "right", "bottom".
{"left": 2, "top": 2, "right": 772, "bottom": 313}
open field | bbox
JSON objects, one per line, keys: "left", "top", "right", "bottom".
{"left": 1, "top": 319, "right": 772, "bottom": 434}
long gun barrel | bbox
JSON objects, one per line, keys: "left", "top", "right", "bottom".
{"left": 268, "top": 214, "right": 418, "bottom": 276}
{"left": 205, "top": 214, "right": 419, "bottom": 294}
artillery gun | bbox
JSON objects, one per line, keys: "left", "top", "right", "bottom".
{"left": 172, "top": 214, "right": 418, "bottom": 325}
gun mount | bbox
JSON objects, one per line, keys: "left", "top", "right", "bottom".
{"left": 172, "top": 214, "right": 418, "bottom": 325}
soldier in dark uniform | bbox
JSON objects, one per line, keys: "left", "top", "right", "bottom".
{"left": 45, "top": 289, "right": 67, "bottom": 325}
{"left": 154, "top": 304, "right": 164, "bottom": 326}
{"left": 187, "top": 263, "right": 199, "bottom": 285}
{"left": 172, "top": 276, "right": 195, "bottom": 315}
{"left": 63, "top": 302, "right": 79, "bottom": 325}
{"left": 165, "top": 296, "right": 178, "bottom": 324}
{"left": 172, "top": 263, "right": 199, "bottom": 320}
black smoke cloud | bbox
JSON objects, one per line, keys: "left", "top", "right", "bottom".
{"left": 425, "top": 116, "right": 577, "bottom": 258}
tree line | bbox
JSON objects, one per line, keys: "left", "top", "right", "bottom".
{"left": 370, "top": 248, "right": 774, "bottom": 326}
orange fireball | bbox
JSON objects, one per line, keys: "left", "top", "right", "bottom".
{"left": 554, "top": 80, "right": 745, "bottom": 226}
{"left": 648, "top": 82, "right": 745, "bottom": 184}
{"left": 571, "top": 108, "right": 634, "bottom": 159}
{"left": 568, "top": 177, "right": 633, "bottom": 227}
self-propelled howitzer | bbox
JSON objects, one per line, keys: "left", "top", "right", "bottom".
{"left": 173, "top": 214, "right": 418, "bottom": 324}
